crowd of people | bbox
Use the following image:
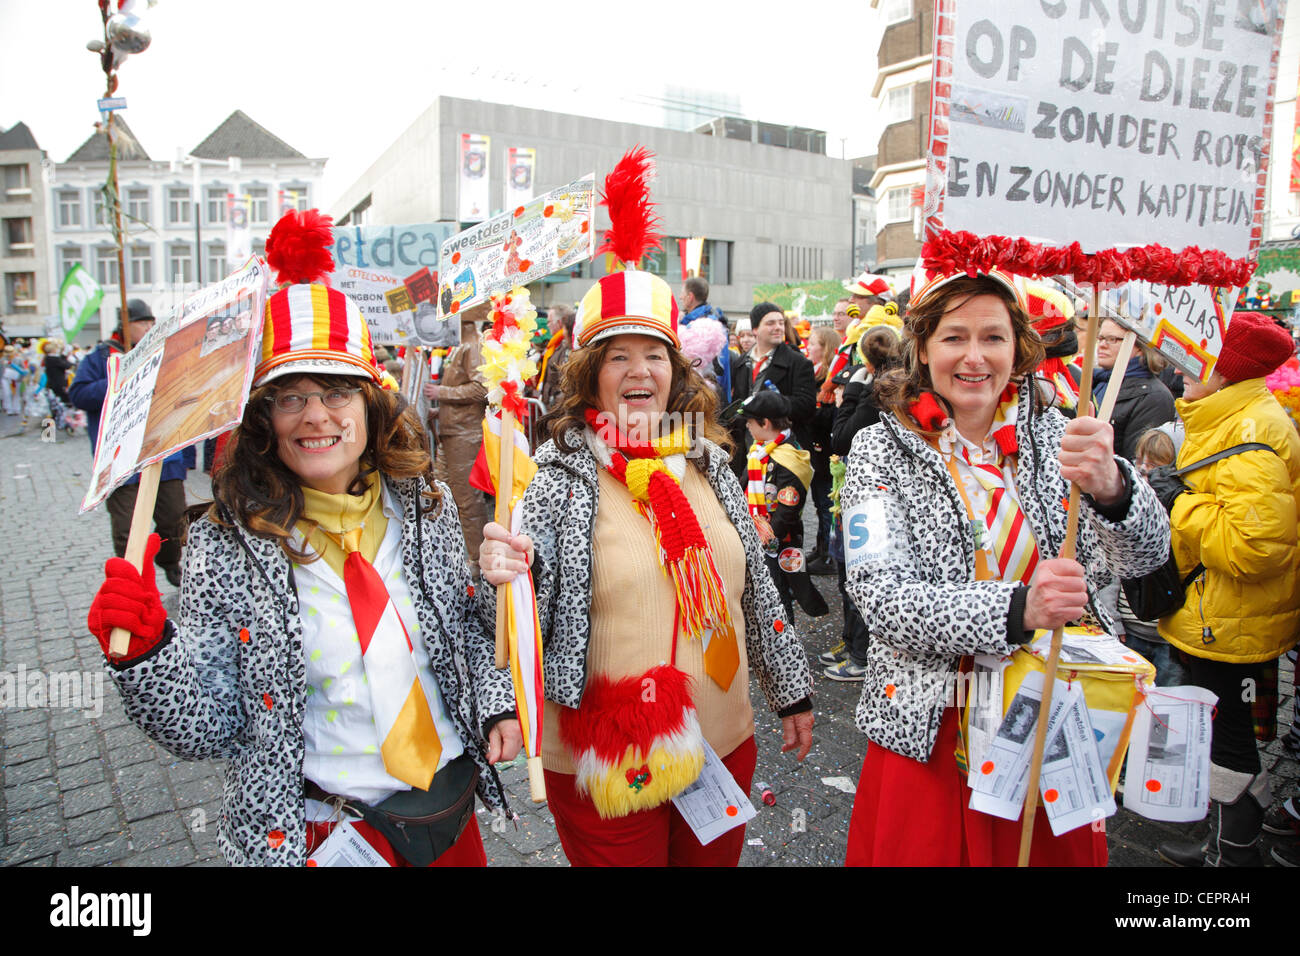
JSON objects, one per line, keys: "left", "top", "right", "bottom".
{"left": 78, "top": 202, "right": 1300, "bottom": 868}
{"left": 1, "top": 334, "right": 88, "bottom": 433}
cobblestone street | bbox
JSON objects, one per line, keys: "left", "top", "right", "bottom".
{"left": 1, "top": 419, "right": 1296, "bottom": 867}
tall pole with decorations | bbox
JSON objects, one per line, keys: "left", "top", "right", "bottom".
{"left": 478, "top": 289, "right": 546, "bottom": 802}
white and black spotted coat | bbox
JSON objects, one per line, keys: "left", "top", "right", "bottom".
{"left": 481, "top": 430, "right": 814, "bottom": 714}
{"left": 840, "top": 382, "right": 1170, "bottom": 763}
{"left": 106, "top": 476, "right": 513, "bottom": 866}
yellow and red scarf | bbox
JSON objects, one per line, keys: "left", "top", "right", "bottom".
{"left": 583, "top": 408, "right": 739, "bottom": 691}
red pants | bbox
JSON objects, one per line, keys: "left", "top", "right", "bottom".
{"left": 845, "top": 708, "right": 1107, "bottom": 867}
{"left": 306, "top": 814, "right": 486, "bottom": 867}
{"left": 545, "top": 736, "right": 758, "bottom": 866}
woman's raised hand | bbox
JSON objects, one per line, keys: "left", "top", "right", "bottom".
{"left": 1059, "top": 416, "right": 1124, "bottom": 506}
{"left": 1023, "top": 557, "right": 1089, "bottom": 632}
{"left": 479, "top": 522, "right": 534, "bottom": 586}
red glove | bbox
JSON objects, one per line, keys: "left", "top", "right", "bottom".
{"left": 88, "top": 533, "right": 169, "bottom": 661}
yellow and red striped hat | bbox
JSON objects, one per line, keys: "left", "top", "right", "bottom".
{"left": 1022, "top": 280, "right": 1075, "bottom": 332}
{"left": 575, "top": 269, "right": 680, "bottom": 349}
{"left": 253, "top": 209, "right": 384, "bottom": 387}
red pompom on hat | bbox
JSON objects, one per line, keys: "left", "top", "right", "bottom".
{"left": 255, "top": 209, "right": 384, "bottom": 387}
{"left": 1216, "top": 312, "right": 1295, "bottom": 384}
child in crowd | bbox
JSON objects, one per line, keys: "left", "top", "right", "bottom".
{"left": 738, "top": 389, "right": 828, "bottom": 622}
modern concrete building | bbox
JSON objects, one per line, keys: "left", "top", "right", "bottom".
{"left": 0, "top": 122, "right": 51, "bottom": 339}
{"left": 330, "top": 96, "right": 857, "bottom": 316}
{"left": 49, "top": 110, "right": 324, "bottom": 339}
{"left": 869, "top": 0, "right": 931, "bottom": 277}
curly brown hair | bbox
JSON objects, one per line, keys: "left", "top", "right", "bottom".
{"left": 540, "top": 335, "right": 734, "bottom": 459}
{"left": 876, "top": 275, "right": 1044, "bottom": 435}
{"left": 209, "top": 373, "right": 439, "bottom": 561}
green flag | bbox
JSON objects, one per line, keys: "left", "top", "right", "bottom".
{"left": 58, "top": 265, "right": 103, "bottom": 339}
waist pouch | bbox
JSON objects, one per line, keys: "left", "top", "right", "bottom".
{"left": 306, "top": 753, "right": 479, "bottom": 866}
{"left": 560, "top": 664, "right": 705, "bottom": 819}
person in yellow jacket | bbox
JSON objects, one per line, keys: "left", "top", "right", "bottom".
{"left": 1156, "top": 312, "right": 1300, "bottom": 867}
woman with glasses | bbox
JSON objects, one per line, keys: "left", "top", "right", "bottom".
{"left": 85, "top": 210, "right": 520, "bottom": 866}
{"left": 1092, "top": 317, "right": 1176, "bottom": 463}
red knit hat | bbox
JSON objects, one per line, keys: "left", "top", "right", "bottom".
{"left": 1216, "top": 312, "right": 1295, "bottom": 384}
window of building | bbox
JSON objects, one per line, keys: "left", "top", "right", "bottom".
{"left": 95, "top": 246, "right": 120, "bottom": 287}
{"left": 279, "top": 186, "right": 309, "bottom": 216}
{"left": 883, "top": 0, "right": 911, "bottom": 23}
{"left": 57, "top": 190, "right": 82, "bottom": 228}
{"left": 778, "top": 244, "right": 823, "bottom": 281}
{"left": 886, "top": 86, "right": 911, "bottom": 125}
{"left": 884, "top": 187, "right": 913, "bottom": 224}
{"left": 3, "top": 164, "right": 31, "bottom": 199}
{"left": 127, "top": 187, "right": 151, "bottom": 225}
{"left": 703, "top": 239, "right": 732, "bottom": 286}
{"left": 205, "top": 186, "right": 227, "bottom": 225}
{"left": 348, "top": 194, "right": 371, "bottom": 227}
{"left": 5, "top": 272, "right": 37, "bottom": 312}
{"left": 206, "top": 241, "right": 227, "bottom": 283}
{"left": 168, "top": 242, "right": 193, "bottom": 285}
{"left": 247, "top": 187, "right": 269, "bottom": 225}
{"left": 129, "top": 244, "right": 152, "bottom": 287}
{"left": 168, "top": 187, "right": 192, "bottom": 226}
{"left": 57, "top": 245, "right": 84, "bottom": 278}
{"left": 91, "top": 188, "right": 110, "bottom": 227}
{"left": 4, "top": 218, "right": 34, "bottom": 257}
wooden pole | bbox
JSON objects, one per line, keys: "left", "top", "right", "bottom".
{"left": 1017, "top": 288, "right": 1101, "bottom": 866}
{"left": 108, "top": 460, "right": 163, "bottom": 657}
{"left": 493, "top": 409, "right": 517, "bottom": 669}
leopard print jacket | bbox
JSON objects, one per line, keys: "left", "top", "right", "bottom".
{"left": 106, "top": 476, "right": 512, "bottom": 866}
{"left": 840, "top": 384, "right": 1170, "bottom": 763}
{"left": 480, "top": 429, "right": 814, "bottom": 713}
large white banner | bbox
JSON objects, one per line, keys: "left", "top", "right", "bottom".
{"left": 926, "top": 0, "right": 1286, "bottom": 275}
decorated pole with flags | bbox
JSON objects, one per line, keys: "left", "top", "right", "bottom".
{"left": 476, "top": 289, "right": 546, "bottom": 802}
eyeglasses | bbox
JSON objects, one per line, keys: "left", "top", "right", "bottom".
{"left": 1097, "top": 335, "right": 1126, "bottom": 346}
{"left": 267, "top": 387, "right": 362, "bottom": 414}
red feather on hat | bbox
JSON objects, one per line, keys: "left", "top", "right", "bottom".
{"left": 595, "top": 145, "right": 662, "bottom": 267}
{"left": 265, "top": 208, "right": 335, "bottom": 286}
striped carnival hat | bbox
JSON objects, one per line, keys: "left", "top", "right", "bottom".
{"left": 844, "top": 270, "right": 893, "bottom": 298}
{"left": 909, "top": 261, "right": 1026, "bottom": 313}
{"left": 1022, "top": 280, "right": 1075, "bottom": 332}
{"left": 253, "top": 209, "right": 384, "bottom": 387}
{"left": 575, "top": 270, "right": 680, "bottom": 349}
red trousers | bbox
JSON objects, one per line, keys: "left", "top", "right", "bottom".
{"left": 845, "top": 708, "right": 1107, "bottom": 867}
{"left": 305, "top": 814, "right": 486, "bottom": 867}
{"left": 545, "top": 736, "right": 758, "bottom": 866}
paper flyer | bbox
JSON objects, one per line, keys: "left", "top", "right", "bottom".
{"left": 1124, "top": 685, "right": 1219, "bottom": 823}
{"left": 672, "top": 738, "right": 757, "bottom": 846}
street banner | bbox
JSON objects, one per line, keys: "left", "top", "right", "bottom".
{"left": 81, "top": 257, "right": 269, "bottom": 512}
{"left": 1099, "top": 281, "right": 1237, "bottom": 379}
{"left": 679, "top": 237, "right": 704, "bottom": 279}
{"left": 326, "top": 222, "right": 458, "bottom": 346}
{"left": 227, "top": 192, "right": 252, "bottom": 263}
{"left": 458, "top": 133, "right": 491, "bottom": 223}
{"left": 506, "top": 147, "right": 536, "bottom": 208}
{"left": 437, "top": 174, "right": 595, "bottom": 318}
{"left": 58, "top": 264, "right": 103, "bottom": 339}
{"left": 925, "top": 0, "right": 1287, "bottom": 286}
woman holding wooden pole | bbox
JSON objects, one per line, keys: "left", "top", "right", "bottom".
{"left": 839, "top": 267, "right": 1169, "bottom": 866}
{"left": 84, "top": 210, "right": 520, "bottom": 866}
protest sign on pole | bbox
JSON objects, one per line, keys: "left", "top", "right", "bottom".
{"left": 81, "top": 257, "right": 269, "bottom": 513}
{"left": 458, "top": 133, "right": 491, "bottom": 223}
{"left": 1099, "top": 280, "right": 1237, "bottom": 378}
{"left": 58, "top": 265, "right": 104, "bottom": 340}
{"left": 326, "top": 222, "right": 458, "bottom": 347}
{"left": 437, "top": 174, "right": 595, "bottom": 318}
{"left": 925, "top": 0, "right": 1286, "bottom": 287}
